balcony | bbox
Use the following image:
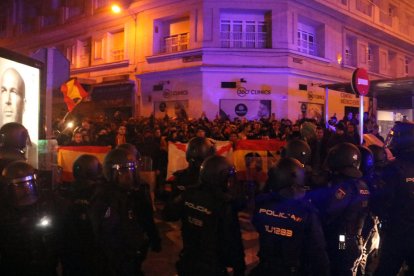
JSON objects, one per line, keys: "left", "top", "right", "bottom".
{"left": 355, "top": 0, "right": 373, "bottom": 17}
{"left": 379, "top": 11, "right": 392, "bottom": 26}
{"left": 163, "top": 33, "right": 189, "bottom": 53}
{"left": 111, "top": 49, "right": 124, "bottom": 62}
{"left": 220, "top": 31, "right": 267, "bottom": 48}
{"left": 297, "top": 39, "right": 317, "bottom": 56}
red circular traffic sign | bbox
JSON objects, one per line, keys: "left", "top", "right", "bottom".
{"left": 351, "top": 68, "right": 370, "bottom": 96}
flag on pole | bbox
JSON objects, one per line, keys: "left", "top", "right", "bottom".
{"left": 60, "top": 78, "right": 88, "bottom": 112}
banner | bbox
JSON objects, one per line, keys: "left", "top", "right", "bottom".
{"left": 57, "top": 146, "right": 111, "bottom": 182}
{"left": 233, "top": 140, "right": 286, "bottom": 183}
{"left": 167, "top": 140, "right": 233, "bottom": 180}
{"left": 219, "top": 99, "right": 271, "bottom": 120}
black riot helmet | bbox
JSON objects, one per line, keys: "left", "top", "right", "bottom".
{"left": 0, "top": 122, "right": 30, "bottom": 150}
{"left": 280, "top": 139, "right": 311, "bottom": 165}
{"left": 73, "top": 154, "right": 102, "bottom": 182}
{"left": 368, "top": 144, "right": 388, "bottom": 168}
{"left": 357, "top": 145, "right": 374, "bottom": 178}
{"left": 385, "top": 121, "right": 414, "bottom": 156}
{"left": 116, "top": 143, "right": 142, "bottom": 163}
{"left": 2, "top": 160, "right": 38, "bottom": 207}
{"left": 325, "top": 142, "right": 362, "bottom": 178}
{"left": 186, "top": 137, "right": 216, "bottom": 169}
{"left": 266, "top": 157, "right": 306, "bottom": 198}
{"left": 0, "top": 146, "right": 26, "bottom": 174}
{"left": 199, "top": 155, "right": 235, "bottom": 192}
{"left": 103, "top": 148, "right": 138, "bottom": 190}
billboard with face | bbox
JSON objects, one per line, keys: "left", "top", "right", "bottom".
{"left": 0, "top": 48, "right": 43, "bottom": 165}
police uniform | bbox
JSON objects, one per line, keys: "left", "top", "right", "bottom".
{"left": 163, "top": 155, "right": 245, "bottom": 276}
{"left": 90, "top": 148, "right": 161, "bottom": 276}
{"left": 0, "top": 161, "right": 58, "bottom": 276}
{"left": 252, "top": 193, "right": 330, "bottom": 275}
{"left": 251, "top": 157, "right": 330, "bottom": 276}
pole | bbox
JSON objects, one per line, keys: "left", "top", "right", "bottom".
{"left": 325, "top": 86, "right": 329, "bottom": 129}
{"left": 360, "top": 95, "right": 364, "bottom": 144}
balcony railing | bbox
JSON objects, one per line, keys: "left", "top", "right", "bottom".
{"left": 163, "top": 33, "right": 189, "bottom": 53}
{"left": 297, "top": 39, "right": 317, "bottom": 56}
{"left": 379, "top": 10, "right": 392, "bottom": 26}
{"left": 356, "top": 0, "right": 373, "bottom": 17}
{"left": 220, "top": 31, "right": 267, "bottom": 48}
{"left": 111, "top": 49, "right": 124, "bottom": 62}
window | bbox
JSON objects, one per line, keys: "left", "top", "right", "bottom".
{"left": 94, "top": 0, "right": 108, "bottom": 10}
{"left": 154, "top": 17, "right": 190, "bottom": 54}
{"left": 356, "top": 0, "right": 373, "bottom": 17}
{"left": 110, "top": 30, "right": 124, "bottom": 61}
{"left": 79, "top": 38, "right": 91, "bottom": 67}
{"left": 297, "top": 29, "right": 315, "bottom": 55}
{"left": 66, "top": 44, "right": 76, "bottom": 66}
{"left": 340, "top": 0, "right": 347, "bottom": 5}
{"left": 220, "top": 19, "right": 267, "bottom": 48}
{"left": 367, "top": 47, "right": 372, "bottom": 63}
{"left": 405, "top": 58, "right": 411, "bottom": 76}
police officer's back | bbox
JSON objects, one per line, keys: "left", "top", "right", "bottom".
{"left": 0, "top": 161, "right": 58, "bottom": 276}
{"left": 90, "top": 148, "right": 161, "bottom": 276}
{"left": 375, "top": 122, "right": 414, "bottom": 275}
{"left": 60, "top": 154, "right": 104, "bottom": 276}
{"left": 319, "top": 143, "right": 370, "bottom": 276}
{"left": 251, "top": 157, "right": 330, "bottom": 276}
{"left": 163, "top": 155, "right": 245, "bottom": 276}
{"left": 168, "top": 137, "right": 215, "bottom": 198}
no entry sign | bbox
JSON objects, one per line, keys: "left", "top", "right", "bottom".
{"left": 351, "top": 68, "right": 370, "bottom": 96}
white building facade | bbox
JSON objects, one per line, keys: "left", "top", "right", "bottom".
{"left": 0, "top": 0, "right": 413, "bottom": 121}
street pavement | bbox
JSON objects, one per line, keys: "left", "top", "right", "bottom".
{"left": 143, "top": 204, "right": 259, "bottom": 276}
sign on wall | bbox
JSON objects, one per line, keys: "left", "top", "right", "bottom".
{"left": 219, "top": 99, "right": 271, "bottom": 120}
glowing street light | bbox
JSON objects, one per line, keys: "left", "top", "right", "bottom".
{"left": 111, "top": 4, "right": 122, "bottom": 14}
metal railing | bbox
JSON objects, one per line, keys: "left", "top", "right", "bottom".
{"left": 220, "top": 31, "right": 267, "bottom": 48}
{"left": 111, "top": 49, "right": 124, "bottom": 61}
{"left": 297, "top": 39, "right": 317, "bottom": 56}
{"left": 163, "top": 33, "right": 189, "bottom": 53}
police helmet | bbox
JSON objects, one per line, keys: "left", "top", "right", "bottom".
{"left": 0, "top": 123, "right": 30, "bottom": 150}
{"left": 73, "top": 154, "right": 102, "bottom": 182}
{"left": 357, "top": 145, "right": 374, "bottom": 177}
{"left": 280, "top": 139, "right": 311, "bottom": 165}
{"left": 0, "top": 147, "right": 26, "bottom": 174}
{"left": 103, "top": 148, "right": 138, "bottom": 189}
{"left": 266, "top": 157, "right": 305, "bottom": 194}
{"left": 326, "top": 142, "right": 362, "bottom": 178}
{"left": 186, "top": 137, "right": 216, "bottom": 169}
{"left": 199, "top": 155, "right": 235, "bottom": 192}
{"left": 2, "top": 160, "right": 38, "bottom": 207}
{"left": 385, "top": 122, "right": 414, "bottom": 156}
{"left": 368, "top": 144, "right": 387, "bottom": 168}
{"left": 116, "top": 143, "right": 141, "bottom": 162}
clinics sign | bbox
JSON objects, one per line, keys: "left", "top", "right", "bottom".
{"left": 237, "top": 87, "right": 271, "bottom": 97}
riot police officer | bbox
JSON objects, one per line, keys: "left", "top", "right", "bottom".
{"left": 60, "top": 154, "right": 104, "bottom": 276}
{"left": 375, "top": 122, "right": 414, "bottom": 275}
{"left": 319, "top": 142, "right": 370, "bottom": 276}
{"left": 251, "top": 157, "right": 330, "bottom": 276}
{"left": 0, "top": 122, "right": 29, "bottom": 171}
{"left": 281, "top": 139, "right": 312, "bottom": 166}
{"left": 0, "top": 161, "right": 58, "bottom": 275}
{"left": 163, "top": 155, "right": 246, "bottom": 276}
{"left": 168, "top": 137, "right": 215, "bottom": 198}
{"left": 90, "top": 148, "right": 161, "bottom": 276}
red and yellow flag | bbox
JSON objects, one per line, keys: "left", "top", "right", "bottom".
{"left": 233, "top": 140, "right": 286, "bottom": 182}
{"left": 57, "top": 146, "right": 111, "bottom": 182}
{"left": 60, "top": 78, "right": 88, "bottom": 112}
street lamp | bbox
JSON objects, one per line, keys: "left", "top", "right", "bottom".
{"left": 111, "top": 4, "right": 122, "bottom": 14}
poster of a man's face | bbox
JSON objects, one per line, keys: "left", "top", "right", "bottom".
{"left": 0, "top": 51, "right": 41, "bottom": 165}
{"left": 0, "top": 68, "right": 25, "bottom": 124}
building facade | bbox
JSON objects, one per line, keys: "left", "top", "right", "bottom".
{"left": 0, "top": 0, "right": 413, "bottom": 122}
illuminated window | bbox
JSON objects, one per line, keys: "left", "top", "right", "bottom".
{"left": 297, "top": 29, "right": 315, "bottom": 55}
{"left": 110, "top": 30, "right": 125, "bottom": 61}
{"left": 79, "top": 38, "right": 91, "bottom": 67}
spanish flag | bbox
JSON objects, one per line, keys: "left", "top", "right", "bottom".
{"left": 60, "top": 78, "right": 88, "bottom": 112}
{"left": 57, "top": 146, "right": 111, "bottom": 182}
{"left": 233, "top": 140, "right": 286, "bottom": 182}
